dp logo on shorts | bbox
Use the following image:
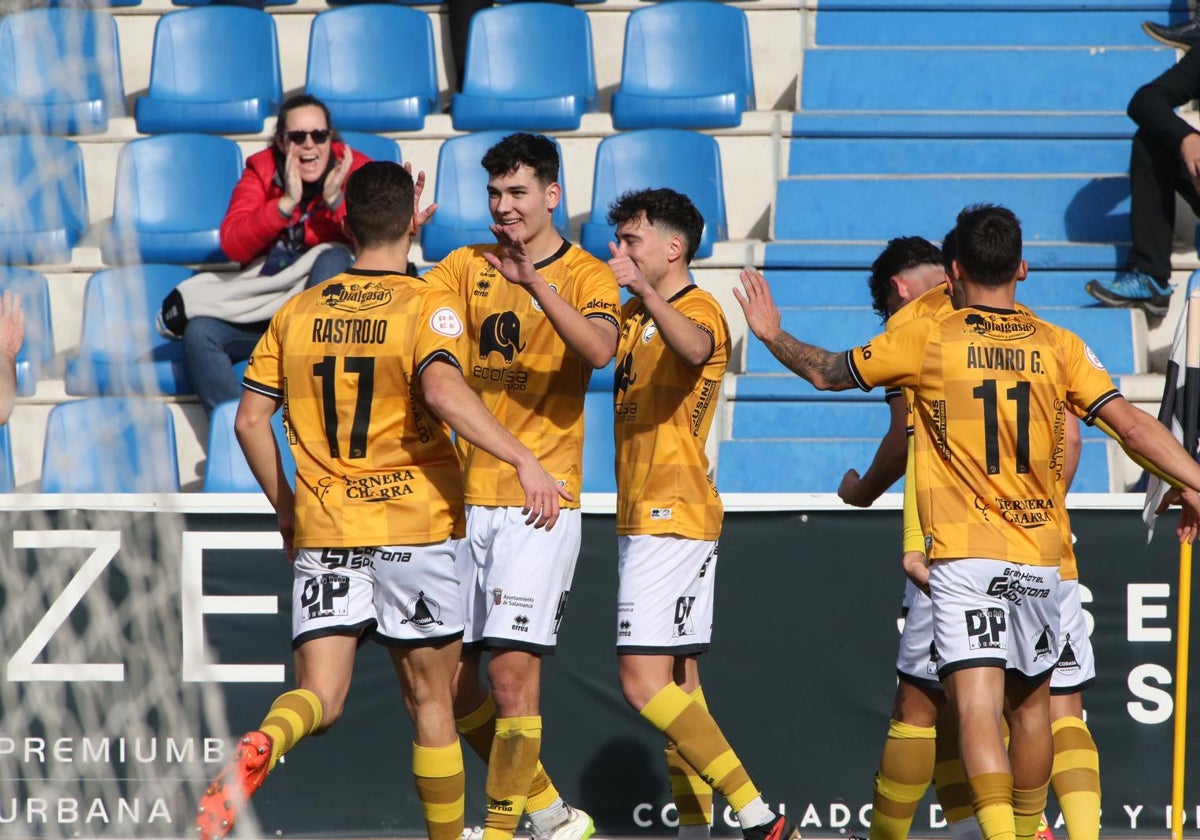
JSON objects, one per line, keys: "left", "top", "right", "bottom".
{"left": 964, "top": 607, "right": 1006, "bottom": 650}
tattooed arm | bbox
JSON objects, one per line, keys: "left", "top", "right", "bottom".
{"left": 732, "top": 267, "right": 857, "bottom": 391}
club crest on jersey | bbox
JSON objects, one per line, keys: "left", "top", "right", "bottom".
{"left": 642, "top": 323, "right": 658, "bottom": 343}
{"left": 1084, "top": 344, "right": 1106, "bottom": 370}
{"left": 962, "top": 312, "right": 1036, "bottom": 341}
{"left": 320, "top": 281, "right": 393, "bottom": 313}
{"left": 531, "top": 283, "right": 559, "bottom": 313}
{"left": 402, "top": 591, "right": 444, "bottom": 631}
{"left": 479, "top": 311, "right": 525, "bottom": 364}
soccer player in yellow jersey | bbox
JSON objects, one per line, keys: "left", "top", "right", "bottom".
{"left": 605, "top": 189, "right": 800, "bottom": 840}
{"left": 736, "top": 203, "right": 1200, "bottom": 840}
{"left": 423, "top": 133, "right": 621, "bottom": 840}
{"left": 195, "top": 161, "right": 568, "bottom": 840}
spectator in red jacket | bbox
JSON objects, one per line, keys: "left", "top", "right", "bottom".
{"left": 186, "top": 94, "right": 371, "bottom": 416}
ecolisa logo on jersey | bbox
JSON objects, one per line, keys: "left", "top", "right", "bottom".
{"left": 320, "top": 281, "right": 393, "bottom": 313}
{"left": 962, "top": 312, "right": 1036, "bottom": 341}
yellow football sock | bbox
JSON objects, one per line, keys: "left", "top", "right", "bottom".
{"left": 457, "top": 693, "right": 560, "bottom": 814}
{"left": 1013, "top": 785, "right": 1048, "bottom": 840}
{"left": 933, "top": 720, "right": 974, "bottom": 826}
{"left": 970, "top": 772, "right": 1015, "bottom": 840}
{"left": 482, "top": 716, "right": 542, "bottom": 840}
{"left": 1050, "top": 716, "right": 1100, "bottom": 840}
{"left": 870, "top": 720, "right": 936, "bottom": 840}
{"left": 668, "top": 686, "right": 715, "bottom": 827}
{"left": 414, "top": 741, "right": 466, "bottom": 840}
{"left": 258, "top": 689, "right": 323, "bottom": 771}
{"left": 641, "top": 683, "right": 758, "bottom": 812}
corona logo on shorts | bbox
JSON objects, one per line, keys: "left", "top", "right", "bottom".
{"left": 401, "top": 591, "right": 444, "bottom": 631}
{"left": 479, "top": 311, "right": 525, "bottom": 364}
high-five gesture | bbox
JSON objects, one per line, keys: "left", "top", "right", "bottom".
{"left": 484, "top": 223, "right": 541, "bottom": 288}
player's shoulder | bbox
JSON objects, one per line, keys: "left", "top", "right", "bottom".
{"left": 674, "top": 284, "right": 724, "bottom": 318}
{"left": 886, "top": 283, "right": 951, "bottom": 332}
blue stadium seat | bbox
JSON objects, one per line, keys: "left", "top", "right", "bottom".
{"left": 135, "top": 7, "right": 282, "bottom": 134}
{"left": 580, "top": 130, "right": 727, "bottom": 260}
{"left": 65, "top": 265, "right": 196, "bottom": 396}
{"left": 612, "top": 2, "right": 754, "bottom": 130}
{"left": 306, "top": 6, "right": 437, "bottom": 132}
{"left": 0, "top": 8, "right": 125, "bottom": 135}
{"left": 41, "top": 397, "right": 181, "bottom": 493}
{"left": 730, "top": 400, "right": 892, "bottom": 442}
{"left": 814, "top": 9, "right": 1166, "bottom": 46}
{"left": 420, "top": 131, "right": 570, "bottom": 263}
{"left": 0, "top": 135, "right": 87, "bottom": 265}
{"left": 172, "top": 0, "right": 294, "bottom": 6}
{"left": 0, "top": 424, "right": 14, "bottom": 493}
{"left": 339, "top": 131, "right": 401, "bottom": 165}
{"left": 583, "top": 391, "right": 615, "bottom": 493}
{"left": 103, "top": 134, "right": 243, "bottom": 265}
{"left": 0, "top": 267, "right": 53, "bottom": 396}
{"left": 767, "top": 176, "right": 1130, "bottom": 270}
{"left": 451, "top": 5, "right": 596, "bottom": 131}
{"left": 203, "top": 398, "right": 297, "bottom": 492}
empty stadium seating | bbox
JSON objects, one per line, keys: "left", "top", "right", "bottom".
{"left": 0, "top": 8, "right": 125, "bottom": 135}
{"left": 202, "top": 398, "right": 297, "bottom": 493}
{"left": 420, "top": 131, "right": 570, "bottom": 263}
{"left": 135, "top": 7, "right": 282, "bottom": 134}
{"left": 0, "top": 268, "right": 53, "bottom": 397}
{"left": 581, "top": 129, "right": 727, "bottom": 260}
{"left": 0, "top": 135, "right": 87, "bottom": 265}
{"left": 451, "top": 5, "right": 597, "bottom": 131}
{"left": 0, "top": 424, "right": 13, "bottom": 493}
{"left": 583, "top": 390, "right": 615, "bottom": 493}
{"left": 40, "top": 397, "right": 181, "bottom": 493}
{"left": 338, "top": 131, "right": 401, "bottom": 165}
{"left": 65, "top": 264, "right": 195, "bottom": 396}
{"left": 103, "top": 133, "right": 243, "bottom": 265}
{"left": 306, "top": 6, "right": 438, "bottom": 133}
{"left": 612, "top": 2, "right": 754, "bottom": 130}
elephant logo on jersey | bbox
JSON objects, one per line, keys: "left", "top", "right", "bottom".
{"left": 479, "top": 311, "right": 526, "bottom": 364}
{"left": 401, "top": 591, "right": 444, "bottom": 631}
{"left": 614, "top": 351, "right": 637, "bottom": 400}
{"left": 673, "top": 596, "right": 696, "bottom": 637}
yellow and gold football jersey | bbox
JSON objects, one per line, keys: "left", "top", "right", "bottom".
{"left": 614, "top": 286, "right": 730, "bottom": 540}
{"left": 851, "top": 305, "right": 1118, "bottom": 567}
{"left": 423, "top": 241, "right": 620, "bottom": 507}
{"left": 245, "top": 268, "right": 470, "bottom": 548}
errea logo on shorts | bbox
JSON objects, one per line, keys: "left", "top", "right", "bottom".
{"left": 650, "top": 508, "right": 672, "bottom": 520}
{"left": 430, "top": 307, "right": 463, "bottom": 337}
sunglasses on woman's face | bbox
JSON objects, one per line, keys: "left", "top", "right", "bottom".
{"left": 284, "top": 129, "right": 331, "bottom": 145}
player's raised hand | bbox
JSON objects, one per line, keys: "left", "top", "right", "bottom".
{"left": 323, "top": 146, "right": 354, "bottom": 207}
{"left": 0, "top": 291, "right": 25, "bottom": 359}
{"left": 515, "top": 458, "right": 574, "bottom": 531}
{"left": 405, "top": 162, "right": 438, "bottom": 236}
{"left": 484, "top": 223, "right": 540, "bottom": 288}
{"left": 279, "top": 145, "right": 304, "bottom": 216}
{"left": 733, "top": 267, "right": 782, "bottom": 344}
{"left": 608, "top": 241, "right": 650, "bottom": 297}
{"left": 838, "top": 468, "right": 872, "bottom": 508}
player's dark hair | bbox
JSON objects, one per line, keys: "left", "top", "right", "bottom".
{"left": 953, "top": 203, "right": 1023, "bottom": 287}
{"left": 345, "top": 162, "right": 414, "bottom": 248}
{"left": 606, "top": 188, "right": 705, "bottom": 264}
{"left": 867, "top": 236, "right": 943, "bottom": 322}
{"left": 481, "top": 133, "right": 559, "bottom": 186}
{"left": 940, "top": 227, "right": 957, "bottom": 277}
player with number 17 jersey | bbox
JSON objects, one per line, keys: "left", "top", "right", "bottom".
{"left": 244, "top": 268, "right": 471, "bottom": 547}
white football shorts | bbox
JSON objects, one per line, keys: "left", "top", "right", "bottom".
{"left": 291, "top": 547, "right": 378, "bottom": 647}
{"left": 616, "top": 535, "right": 717, "bottom": 653}
{"left": 896, "top": 580, "right": 942, "bottom": 689}
{"left": 1051, "top": 578, "right": 1095, "bottom": 693}
{"left": 371, "top": 541, "right": 464, "bottom": 647}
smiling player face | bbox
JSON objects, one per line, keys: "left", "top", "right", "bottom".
{"left": 487, "top": 164, "right": 560, "bottom": 247}
{"left": 276, "top": 104, "right": 332, "bottom": 183}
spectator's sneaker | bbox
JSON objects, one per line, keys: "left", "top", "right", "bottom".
{"left": 1085, "top": 269, "right": 1172, "bottom": 317}
{"left": 461, "top": 827, "right": 485, "bottom": 840}
{"left": 1143, "top": 18, "right": 1200, "bottom": 49}
{"left": 742, "top": 815, "right": 801, "bottom": 840}
{"left": 1036, "top": 814, "right": 1054, "bottom": 840}
{"left": 195, "top": 731, "right": 273, "bottom": 840}
{"left": 528, "top": 806, "right": 596, "bottom": 840}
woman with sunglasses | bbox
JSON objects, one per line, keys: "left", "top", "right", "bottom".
{"left": 183, "top": 95, "right": 372, "bottom": 417}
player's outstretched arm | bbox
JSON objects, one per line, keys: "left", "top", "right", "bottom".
{"left": 235, "top": 389, "right": 295, "bottom": 557}
{"left": 1098, "top": 395, "right": 1200, "bottom": 499}
{"left": 0, "top": 290, "right": 24, "bottom": 425}
{"left": 734, "top": 267, "right": 856, "bottom": 390}
{"left": 485, "top": 225, "right": 618, "bottom": 368}
{"left": 840, "top": 396, "right": 907, "bottom": 506}
{"left": 420, "top": 359, "right": 573, "bottom": 529}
